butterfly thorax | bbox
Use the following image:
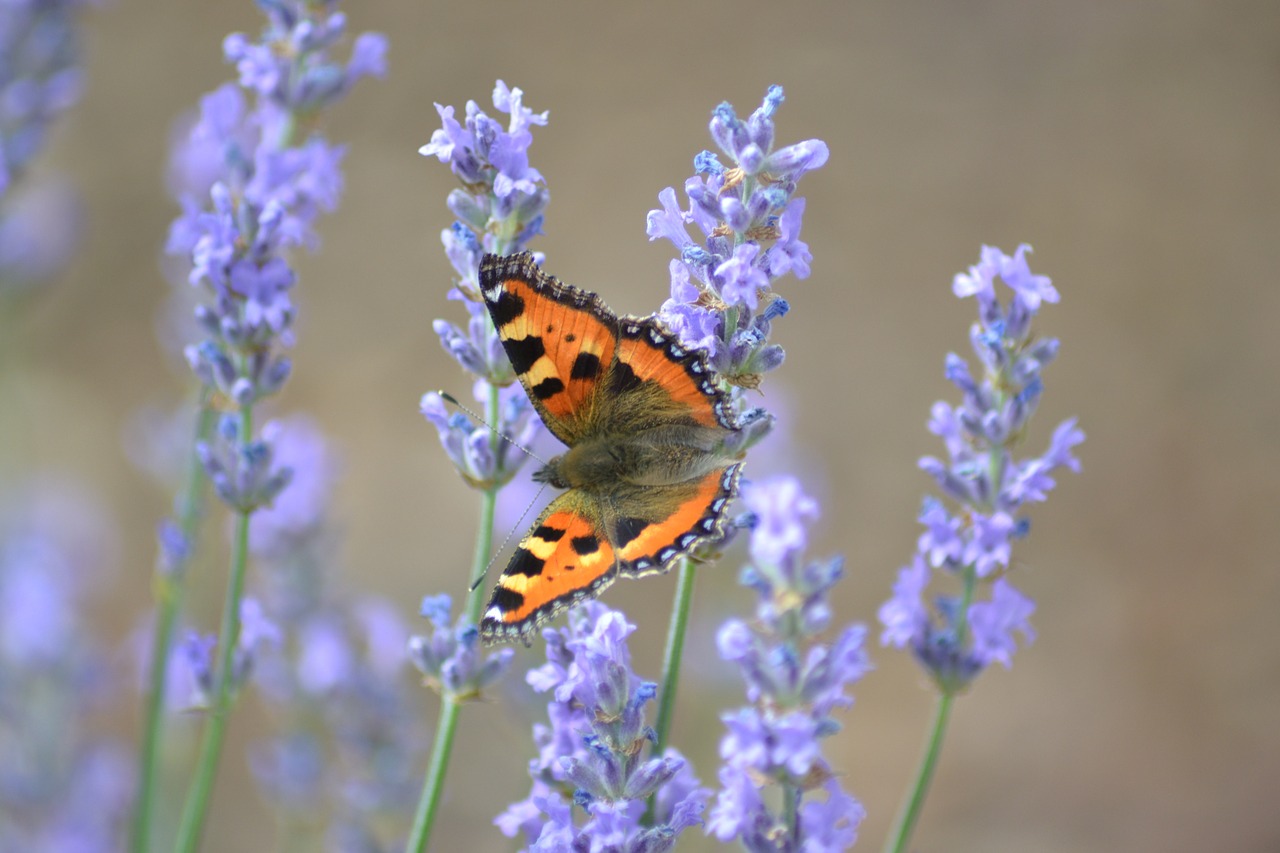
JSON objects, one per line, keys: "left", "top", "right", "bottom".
{"left": 533, "top": 423, "right": 736, "bottom": 492}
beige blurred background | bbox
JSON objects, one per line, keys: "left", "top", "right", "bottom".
{"left": 3, "top": 0, "right": 1278, "bottom": 850}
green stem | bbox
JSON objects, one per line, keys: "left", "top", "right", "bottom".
{"left": 464, "top": 486, "right": 497, "bottom": 624}
{"left": 653, "top": 557, "right": 696, "bottom": 756}
{"left": 882, "top": 690, "right": 956, "bottom": 853}
{"left": 130, "top": 396, "right": 216, "bottom": 853}
{"left": 405, "top": 381, "right": 502, "bottom": 853}
{"left": 404, "top": 692, "right": 463, "bottom": 853}
{"left": 883, "top": 565, "right": 976, "bottom": 853}
{"left": 173, "top": 406, "right": 254, "bottom": 853}
{"left": 643, "top": 557, "right": 697, "bottom": 824}
{"left": 782, "top": 781, "right": 801, "bottom": 841}
{"left": 954, "top": 564, "right": 977, "bottom": 647}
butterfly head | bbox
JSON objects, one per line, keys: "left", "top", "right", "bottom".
{"left": 531, "top": 456, "right": 570, "bottom": 489}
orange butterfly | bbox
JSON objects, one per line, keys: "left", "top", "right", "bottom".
{"left": 477, "top": 252, "right": 744, "bottom": 644}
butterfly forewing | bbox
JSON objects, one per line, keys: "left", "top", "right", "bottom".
{"left": 480, "top": 253, "right": 618, "bottom": 444}
{"left": 613, "top": 317, "right": 736, "bottom": 431}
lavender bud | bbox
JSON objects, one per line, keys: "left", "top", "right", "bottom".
{"left": 231, "top": 377, "right": 255, "bottom": 407}
{"left": 738, "top": 143, "right": 765, "bottom": 175}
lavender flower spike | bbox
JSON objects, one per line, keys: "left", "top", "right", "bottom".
{"left": 497, "top": 603, "right": 709, "bottom": 851}
{"left": 407, "top": 80, "right": 551, "bottom": 853}
{"left": 167, "top": 4, "right": 388, "bottom": 500}
{"left": 649, "top": 85, "right": 826, "bottom": 392}
{"left": 408, "top": 594, "right": 514, "bottom": 700}
{"left": 880, "top": 244, "right": 1083, "bottom": 689}
{"left": 710, "top": 477, "right": 869, "bottom": 851}
{"left": 154, "top": 5, "right": 387, "bottom": 852}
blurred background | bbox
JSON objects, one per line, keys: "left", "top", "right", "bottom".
{"left": 2, "top": 0, "right": 1277, "bottom": 850}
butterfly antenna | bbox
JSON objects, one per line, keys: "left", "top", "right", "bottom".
{"left": 469, "top": 481, "right": 551, "bottom": 592}
{"left": 437, "top": 390, "right": 551, "bottom": 467}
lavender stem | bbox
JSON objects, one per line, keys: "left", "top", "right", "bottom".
{"left": 131, "top": 392, "right": 215, "bottom": 853}
{"left": 653, "top": 557, "right": 696, "bottom": 757}
{"left": 406, "top": 383, "right": 500, "bottom": 852}
{"left": 173, "top": 405, "right": 254, "bottom": 853}
{"left": 883, "top": 691, "right": 956, "bottom": 853}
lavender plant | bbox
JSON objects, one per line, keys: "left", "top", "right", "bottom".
{"left": 495, "top": 602, "right": 709, "bottom": 851}
{"left": 707, "top": 477, "right": 870, "bottom": 851}
{"left": 877, "top": 244, "right": 1084, "bottom": 853}
{"left": 643, "top": 85, "right": 826, "bottom": 756}
{"left": 135, "top": 3, "right": 387, "bottom": 851}
{"left": 406, "top": 80, "right": 548, "bottom": 852}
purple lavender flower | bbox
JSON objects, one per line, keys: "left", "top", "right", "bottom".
{"left": 195, "top": 413, "right": 293, "bottom": 513}
{"left": 0, "top": 482, "right": 133, "bottom": 850}
{"left": 421, "top": 80, "right": 548, "bottom": 262}
{"left": 249, "top": 413, "right": 339, "bottom": 558}
{"left": 497, "top": 603, "right": 709, "bottom": 851}
{"left": 420, "top": 381, "right": 542, "bottom": 490}
{"left": 649, "top": 85, "right": 826, "bottom": 391}
{"left": 408, "top": 594, "right": 514, "bottom": 699}
{"left": 709, "top": 478, "right": 868, "bottom": 851}
{"left": 880, "top": 245, "right": 1083, "bottom": 688}
{"left": 165, "top": 4, "right": 386, "bottom": 506}
{"left": 0, "top": 0, "right": 91, "bottom": 292}
{"left": 421, "top": 78, "right": 550, "bottom": 429}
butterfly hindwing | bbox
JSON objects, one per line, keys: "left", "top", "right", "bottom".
{"left": 480, "top": 253, "right": 618, "bottom": 444}
{"left": 611, "top": 463, "right": 742, "bottom": 577}
{"left": 480, "top": 490, "right": 619, "bottom": 643}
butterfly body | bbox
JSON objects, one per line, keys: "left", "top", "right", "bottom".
{"left": 533, "top": 422, "right": 734, "bottom": 490}
{"left": 476, "top": 253, "right": 743, "bottom": 644}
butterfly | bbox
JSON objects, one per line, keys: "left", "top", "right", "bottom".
{"left": 476, "top": 252, "right": 744, "bottom": 644}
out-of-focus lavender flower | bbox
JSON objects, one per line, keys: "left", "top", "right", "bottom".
{"left": 195, "top": 413, "right": 293, "bottom": 513}
{"left": 709, "top": 477, "right": 869, "bottom": 851}
{"left": 164, "top": 3, "right": 386, "bottom": 509}
{"left": 0, "top": 179, "right": 82, "bottom": 290}
{"left": 496, "top": 603, "right": 709, "bottom": 851}
{"left": 420, "top": 381, "right": 542, "bottom": 490}
{"left": 408, "top": 594, "right": 513, "bottom": 700}
{"left": 879, "top": 245, "right": 1083, "bottom": 689}
{"left": 0, "top": 0, "right": 91, "bottom": 292}
{"left": 249, "top": 413, "right": 339, "bottom": 559}
{"left": 0, "top": 481, "right": 133, "bottom": 851}
{"left": 243, "top": 419, "right": 428, "bottom": 849}
{"left": 250, "top": 598, "right": 424, "bottom": 846}
{"left": 648, "top": 85, "right": 825, "bottom": 391}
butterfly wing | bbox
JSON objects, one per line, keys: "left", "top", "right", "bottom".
{"left": 608, "top": 463, "right": 742, "bottom": 577}
{"left": 480, "top": 253, "right": 619, "bottom": 446}
{"left": 479, "top": 489, "right": 619, "bottom": 643}
{"left": 607, "top": 316, "right": 738, "bottom": 432}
